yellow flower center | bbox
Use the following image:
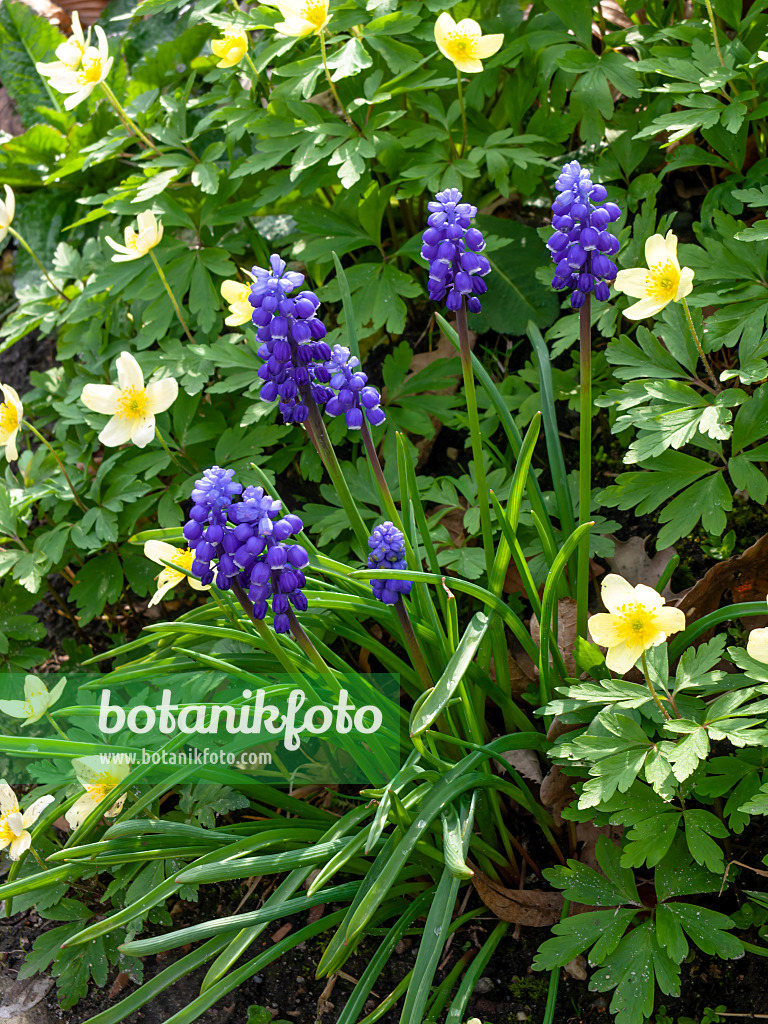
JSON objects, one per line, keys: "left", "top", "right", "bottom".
{"left": 85, "top": 782, "right": 115, "bottom": 801}
{"left": 444, "top": 31, "right": 475, "bottom": 57}
{"left": 158, "top": 547, "right": 196, "bottom": 589}
{"left": 646, "top": 261, "right": 680, "bottom": 303}
{"left": 301, "top": 2, "right": 327, "bottom": 28}
{"left": 115, "top": 386, "right": 149, "bottom": 421}
{"left": 77, "top": 56, "right": 104, "bottom": 85}
{"left": 172, "top": 547, "right": 196, "bottom": 572}
{"left": 0, "top": 401, "right": 18, "bottom": 433}
{"left": 614, "top": 602, "right": 659, "bottom": 649}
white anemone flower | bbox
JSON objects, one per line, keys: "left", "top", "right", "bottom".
{"left": 0, "top": 382, "right": 23, "bottom": 462}
{"left": 0, "top": 186, "right": 15, "bottom": 245}
{"left": 36, "top": 11, "right": 90, "bottom": 77}
{"left": 45, "top": 26, "right": 114, "bottom": 111}
{"left": 0, "top": 675, "right": 67, "bottom": 726}
{"left": 0, "top": 783, "right": 55, "bottom": 861}
{"left": 80, "top": 351, "right": 178, "bottom": 449}
{"left": 65, "top": 754, "right": 131, "bottom": 830}
{"left": 105, "top": 211, "right": 163, "bottom": 262}
{"left": 144, "top": 540, "right": 209, "bottom": 606}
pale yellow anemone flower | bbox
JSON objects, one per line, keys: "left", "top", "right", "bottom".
{"left": 0, "top": 383, "right": 22, "bottom": 462}
{"left": 434, "top": 12, "right": 503, "bottom": 74}
{"left": 0, "top": 675, "right": 67, "bottom": 726}
{"left": 65, "top": 754, "right": 131, "bottom": 830}
{"left": 144, "top": 540, "right": 209, "bottom": 606}
{"left": 0, "top": 784, "right": 54, "bottom": 861}
{"left": 747, "top": 600, "right": 768, "bottom": 663}
{"left": 212, "top": 29, "right": 249, "bottom": 68}
{"left": 272, "top": 0, "right": 330, "bottom": 37}
{"left": 588, "top": 573, "right": 686, "bottom": 675}
{"left": 221, "top": 275, "right": 255, "bottom": 326}
{"left": 43, "top": 25, "right": 114, "bottom": 111}
{"left": 35, "top": 11, "right": 90, "bottom": 77}
{"left": 80, "top": 352, "right": 178, "bottom": 449}
{"left": 105, "top": 211, "right": 163, "bottom": 262}
{"left": 748, "top": 627, "right": 768, "bottom": 663}
{"left": 613, "top": 231, "right": 694, "bottom": 321}
{"left": 0, "top": 186, "right": 15, "bottom": 245}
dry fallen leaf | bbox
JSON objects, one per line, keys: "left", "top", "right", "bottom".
{"left": 0, "top": 976, "right": 54, "bottom": 1017}
{"left": 531, "top": 597, "right": 578, "bottom": 677}
{"left": 607, "top": 535, "right": 677, "bottom": 597}
{"left": 497, "top": 749, "right": 543, "bottom": 785}
{"left": 471, "top": 868, "right": 563, "bottom": 926}
{"left": 540, "top": 765, "right": 576, "bottom": 828}
{"left": 675, "top": 532, "right": 768, "bottom": 627}
{"left": 575, "top": 821, "right": 624, "bottom": 872}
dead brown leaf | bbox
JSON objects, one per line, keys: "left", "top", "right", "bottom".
{"left": 108, "top": 972, "right": 132, "bottom": 1000}
{"left": 675, "top": 532, "right": 768, "bottom": 627}
{"left": 607, "top": 536, "right": 677, "bottom": 597}
{"left": 540, "top": 765, "right": 576, "bottom": 827}
{"left": 531, "top": 597, "right": 578, "bottom": 677}
{"left": 575, "top": 821, "right": 624, "bottom": 872}
{"left": 471, "top": 869, "right": 562, "bottom": 925}
{"left": 497, "top": 749, "right": 542, "bottom": 785}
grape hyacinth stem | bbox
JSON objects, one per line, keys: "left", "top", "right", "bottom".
{"left": 395, "top": 598, "right": 433, "bottom": 690}
{"left": 577, "top": 298, "right": 592, "bottom": 639}
{"left": 304, "top": 391, "right": 369, "bottom": 550}
{"left": 287, "top": 607, "right": 329, "bottom": 674}
{"left": 360, "top": 419, "right": 401, "bottom": 527}
{"left": 456, "top": 304, "right": 494, "bottom": 579}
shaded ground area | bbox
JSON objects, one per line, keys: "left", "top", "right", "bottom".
{"left": 1, "top": 891, "right": 767, "bottom": 1024}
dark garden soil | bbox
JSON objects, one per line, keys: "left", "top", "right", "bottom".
{"left": 2, "top": 893, "right": 768, "bottom": 1024}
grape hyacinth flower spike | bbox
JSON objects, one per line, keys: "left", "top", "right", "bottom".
{"left": 250, "top": 254, "right": 332, "bottom": 425}
{"left": 421, "top": 187, "right": 494, "bottom": 579}
{"left": 367, "top": 522, "right": 432, "bottom": 688}
{"left": 367, "top": 522, "right": 412, "bottom": 606}
{"left": 325, "top": 345, "right": 385, "bottom": 430}
{"left": 547, "top": 160, "right": 621, "bottom": 310}
{"left": 420, "top": 188, "right": 490, "bottom": 313}
{"left": 183, "top": 467, "right": 310, "bottom": 635}
{"left": 247, "top": 255, "right": 371, "bottom": 550}
{"left": 547, "top": 161, "right": 621, "bottom": 638}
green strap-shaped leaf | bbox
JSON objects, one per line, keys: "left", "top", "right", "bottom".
{"left": 410, "top": 612, "right": 489, "bottom": 737}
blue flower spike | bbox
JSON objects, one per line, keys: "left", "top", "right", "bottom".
{"left": 548, "top": 160, "right": 621, "bottom": 309}
{"left": 367, "top": 522, "right": 412, "bottom": 605}
{"left": 184, "top": 467, "right": 309, "bottom": 633}
{"left": 420, "top": 188, "right": 491, "bottom": 313}
{"left": 325, "top": 345, "right": 385, "bottom": 430}
{"left": 250, "top": 254, "right": 333, "bottom": 425}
